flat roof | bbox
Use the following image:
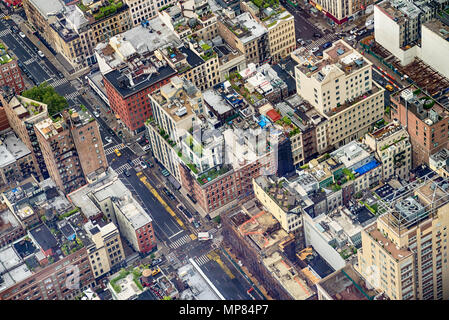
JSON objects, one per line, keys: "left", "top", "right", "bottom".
{"left": 28, "top": 0, "right": 64, "bottom": 18}
{"left": 29, "top": 224, "right": 58, "bottom": 252}
{"left": 202, "top": 89, "right": 232, "bottom": 114}
{"left": 3, "top": 132, "right": 31, "bottom": 160}
{"left": 103, "top": 64, "right": 177, "bottom": 99}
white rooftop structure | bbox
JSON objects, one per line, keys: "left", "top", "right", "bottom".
{"left": 0, "top": 246, "right": 32, "bottom": 294}
{"left": 234, "top": 12, "right": 267, "bottom": 44}
{"left": 28, "top": 0, "right": 64, "bottom": 18}
{"left": 331, "top": 141, "right": 372, "bottom": 171}
{"left": 3, "top": 132, "right": 31, "bottom": 161}
{"left": 0, "top": 145, "right": 15, "bottom": 168}
{"left": 202, "top": 89, "right": 232, "bottom": 114}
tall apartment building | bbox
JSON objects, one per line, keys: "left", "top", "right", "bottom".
{"left": 374, "top": 0, "right": 449, "bottom": 66}
{"left": 1, "top": 95, "right": 49, "bottom": 180}
{"left": 293, "top": 40, "right": 385, "bottom": 148}
{"left": 69, "top": 171, "right": 156, "bottom": 254}
{"left": 364, "top": 120, "right": 412, "bottom": 181}
{"left": 274, "top": 95, "right": 328, "bottom": 166}
{"left": 147, "top": 77, "right": 278, "bottom": 216}
{"left": 67, "top": 110, "right": 108, "bottom": 182}
{"left": 253, "top": 175, "right": 305, "bottom": 248}
{"left": 241, "top": 1, "right": 296, "bottom": 63}
{"left": 83, "top": 220, "right": 125, "bottom": 279}
{"left": 34, "top": 108, "right": 107, "bottom": 194}
{"left": 24, "top": 0, "right": 132, "bottom": 70}
{"left": 391, "top": 86, "right": 449, "bottom": 168}
{"left": 147, "top": 76, "right": 200, "bottom": 182}
{"left": 357, "top": 176, "right": 449, "bottom": 300}
{"left": 218, "top": 11, "right": 269, "bottom": 65}
{"left": 0, "top": 42, "right": 25, "bottom": 94}
{"left": 309, "top": 0, "right": 376, "bottom": 24}
{"left": 0, "top": 213, "right": 96, "bottom": 300}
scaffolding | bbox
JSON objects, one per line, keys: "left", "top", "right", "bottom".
{"left": 376, "top": 174, "right": 449, "bottom": 236}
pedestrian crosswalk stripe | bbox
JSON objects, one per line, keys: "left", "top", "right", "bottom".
{"left": 65, "top": 92, "right": 80, "bottom": 100}
{"left": 304, "top": 34, "right": 337, "bottom": 51}
{"left": 194, "top": 254, "right": 210, "bottom": 266}
{"left": 0, "top": 29, "right": 12, "bottom": 37}
{"left": 23, "top": 57, "right": 35, "bottom": 65}
{"left": 114, "top": 163, "right": 131, "bottom": 175}
{"left": 105, "top": 144, "right": 125, "bottom": 155}
{"left": 49, "top": 78, "right": 69, "bottom": 88}
{"left": 169, "top": 234, "right": 191, "bottom": 249}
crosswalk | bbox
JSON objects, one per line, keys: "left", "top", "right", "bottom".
{"left": 23, "top": 57, "right": 35, "bottom": 66}
{"left": 304, "top": 34, "right": 337, "bottom": 51}
{"left": 0, "top": 29, "right": 11, "bottom": 38}
{"left": 49, "top": 78, "right": 69, "bottom": 88}
{"left": 194, "top": 254, "right": 210, "bottom": 266}
{"left": 65, "top": 92, "right": 80, "bottom": 100}
{"left": 114, "top": 158, "right": 140, "bottom": 175}
{"left": 105, "top": 143, "right": 125, "bottom": 155}
{"left": 169, "top": 234, "right": 191, "bottom": 249}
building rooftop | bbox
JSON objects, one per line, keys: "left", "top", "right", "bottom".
{"left": 103, "top": 58, "right": 177, "bottom": 99}
{"left": 331, "top": 141, "right": 373, "bottom": 170}
{"left": 423, "top": 18, "right": 449, "bottom": 42}
{"left": 178, "top": 263, "right": 221, "bottom": 300}
{"left": 34, "top": 117, "right": 67, "bottom": 140}
{"left": 7, "top": 96, "right": 47, "bottom": 121}
{"left": 0, "top": 206, "right": 21, "bottom": 238}
{"left": 29, "top": 224, "right": 58, "bottom": 252}
{"left": 1, "top": 132, "right": 31, "bottom": 161}
{"left": 0, "top": 245, "right": 32, "bottom": 294}
{"left": 27, "top": 0, "right": 64, "bottom": 18}
{"left": 0, "top": 42, "right": 13, "bottom": 65}
{"left": 262, "top": 251, "right": 314, "bottom": 300}
{"left": 220, "top": 11, "right": 267, "bottom": 44}
{"left": 151, "top": 76, "right": 198, "bottom": 123}
{"left": 318, "top": 264, "right": 383, "bottom": 300}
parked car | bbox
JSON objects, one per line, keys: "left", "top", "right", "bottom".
{"left": 313, "top": 32, "right": 322, "bottom": 38}
{"left": 93, "top": 111, "right": 100, "bottom": 118}
{"left": 19, "top": 32, "right": 25, "bottom": 38}
{"left": 347, "top": 35, "right": 356, "bottom": 41}
{"left": 385, "top": 84, "right": 394, "bottom": 92}
{"left": 365, "top": 19, "right": 373, "bottom": 27}
{"left": 151, "top": 258, "right": 162, "bottom": 267}
{"left": 143, "top": 144, "right": 151, "bottom": 151}
{"left": 140, "top": 161, "right": 147, "bottom": 169}
{"left": 311, "top": 47, "right": 319, "bottom": 53}
{"left": 193, "top": 221, "right": 200, "bottom": 229}
{"left": 37, "top": 50, "right": 44, "bottom": 58}
{"left": 105, "top": 136, "right": 112, "bottom": 143}
{"left": 322, "top": 41, "right": 332, "bottom": 49}
{"left": 123, "top": 169, "right": 131, "bottom": 177}
{"left": 350, "top": 28, "right": 358, "bottom": 35}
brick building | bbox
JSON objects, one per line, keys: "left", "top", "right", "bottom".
{"left": 391, "top": 86, "right": 449, "bottom": 168}
{"left": 0, "top": 41, "right": 25, "bottom": 95}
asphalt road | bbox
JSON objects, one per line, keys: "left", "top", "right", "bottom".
{"left": 280, "top": 0, "right": 322, "bottom": 40}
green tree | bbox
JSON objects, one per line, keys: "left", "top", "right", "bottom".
{"left": 22, "top": 82, "right": 68, "bottom": 116}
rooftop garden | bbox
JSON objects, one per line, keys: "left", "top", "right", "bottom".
{"left": 0, "top": 42, "right": 12, "bottom": 65}
{"left": 22, "top": 82, "right": 68, "bottom": 116}
{"left": 58, "top": 207, "right": 80, "bottom": 221}
{"left": 159, "top": 3, "right": 174, "bottom": 12}
{"left": 196, "top": 165, "right": 231, "bottom": 185}
{"left": 201, "top": 50, "right": 217, "bottom": 61}
{"left": 92, "top": 0, "right": 124, "bottom": 20}
{"left": 61, "top": 236, "right": 84, "bottom": 256}
{"left": 380, "top": 135, "right": 407, "bottom": 151}
{"left": 227, "top": 71, "right": 263, "bottom": 105}
{"left": 275, "top": 116, "right": 301, "bottom": 137}
{"left": 251, "top": 0, "right": 279, "bottom": 9}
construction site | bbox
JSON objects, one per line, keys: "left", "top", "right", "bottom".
{"left": 360, "top": 35, "right": 449, "bottom": 98}
{"left": 222, "top": 199, "right": 317, "bottom": 300}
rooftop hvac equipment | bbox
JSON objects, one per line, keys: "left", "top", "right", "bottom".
{"left": 401, "top": 88, "right": 414, "bottom": 101}
{"left": 394, "top": 196, "right": 425, "bottom": 222}
{"left": 176, "top": 107, "right": 187, "bottom": 117}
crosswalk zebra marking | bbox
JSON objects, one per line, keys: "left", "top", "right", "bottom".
{"left": 49, "top": 78, "right": 69, "bottom": 88}
{"left": 194, "top": 254, "right": 210, "bottom": 266}
{"left": 169, "top": 234, "right": 191, "bottom": 249}
{"left": 0, "top": 29, "right": 12, "bottom": 37}
{"left": 114, "top": 163, "right": 131, "bottom": 175}
{"left": 65, "top": 92, "right": 80, "bottom": 100}
{"left": 105, "top": 143, "right": 125, "bottom": 155}
{"left": 304, "top": 34, "right": 337, "bottom": 51}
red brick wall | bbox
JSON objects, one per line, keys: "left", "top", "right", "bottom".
{"left": 136, "top": 222, "right": 156, "bottom": 253}
{"left": 0, "top": 60, "right": 25, "bottom": 95}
